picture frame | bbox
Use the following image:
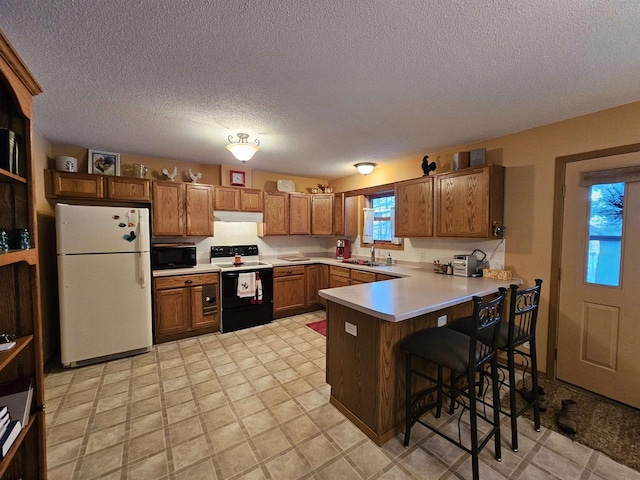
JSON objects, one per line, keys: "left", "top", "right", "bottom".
{"left": 230, "top": 170, "right": 246, "bottom": 186}
{"left": 88, "top": 149, "right": 120, "bottom": 176}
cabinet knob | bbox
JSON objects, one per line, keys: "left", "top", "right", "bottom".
{"left": 185, "top": 280, "right": 193, "bottom": 284}
{"left": 287, "top": 270, "right": 293, "bottom": 274}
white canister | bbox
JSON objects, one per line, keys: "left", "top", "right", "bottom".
{"left": 55, "top": 155, "right": 78, "bottom": 172}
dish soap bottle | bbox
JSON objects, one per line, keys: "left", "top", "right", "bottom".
{"left": 386, "top": 253, "right": 393, "bottom": 265}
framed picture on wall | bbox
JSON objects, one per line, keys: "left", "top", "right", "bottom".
{"left": 88, "top": 149, "right": 120, "bottom": 176}
{"left": 230, "top": 170, "right": 246, "bottom": 186}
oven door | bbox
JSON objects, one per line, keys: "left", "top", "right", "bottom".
{"left": 221, "top": 269, "right": 273, "bottom": 333}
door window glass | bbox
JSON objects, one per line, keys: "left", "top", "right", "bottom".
{"left": 586, "top": 182, "right": 624, "bottom": 286}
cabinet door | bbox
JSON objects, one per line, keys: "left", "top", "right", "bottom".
{"left": 435, "top": 165, "right": 503, "bottom": 238}
{"left": 305, "top": 264, "right": 321, "bottom": 306}
{"left": 274, "top": 275, "right": 306, "bottom": 312}
{"left": 263, "top": 192, "right": 289, "bottom": 235}
{"left": 344, "top": 195, "right": 359, "bottom": 236}
{"left": 215, "top": 186, "right": 240, "bottom": 211}
{"left": 240, "top": 188, "right": 263, "bottom": 212}
{"left": 311, "top": 194, "right": 333, "bottom": 235}
{"left": 153, "top": 181, "right": 185, "bottom": 236}
{"left": 395, "top": 177, "right": 434, "bottom": 237}
{"left": 333, "top": 193, "right": 344, "bottom": 235}
{"left": 289, "top": 194, "right": 311, "bottom": 235}
{"left": 186, "top": 184, "right": 214, "bottom": 236}
{"left": 319, "top": 265, "right": 330, "bottom": 307}
{"left": 155, "top": 287, "right": 190, "bottom": 335}
{"left": 106, "top": 177, "right": 150, "bottom": 201}
{"left": 50, "top": 171, "right": 105, "bottom": 198}
{"left": 190, "top": 284, "right": 219, "bottom": 329}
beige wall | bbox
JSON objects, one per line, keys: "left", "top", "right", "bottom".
{"left": 332, "top": 100, "right": 640, "bottom": 371}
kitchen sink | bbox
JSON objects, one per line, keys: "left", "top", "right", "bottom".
{"left": 343, "top": 259, "right": 379, "bottom": 267}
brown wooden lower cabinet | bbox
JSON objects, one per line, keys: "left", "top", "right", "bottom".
{"left": 154, "top": 273, "right": 219, "bottom": 342}
{"left": 326, "top": 300, "right": 473, "bottom": 446}
{"left": 273, "top": 266, "right": 306, "bottom": 318}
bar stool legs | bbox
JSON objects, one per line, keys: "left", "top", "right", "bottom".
{"left": 403, "top": 289, "right": 507, "bottom": 480}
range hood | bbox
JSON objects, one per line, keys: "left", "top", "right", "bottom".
{"left": 214, "top": 211, "right": 264, "bottom": 223}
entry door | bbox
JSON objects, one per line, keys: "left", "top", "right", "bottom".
{"left": 557, "top": 152, "right": 640, "bottom": 408}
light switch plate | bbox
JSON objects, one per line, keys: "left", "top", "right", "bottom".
{"left": 345, "top": 322, "right": 357, "bottom": 336}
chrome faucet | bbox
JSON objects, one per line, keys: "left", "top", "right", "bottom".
{"left": 370, "top": 245, "right": 376, "bottom": 265}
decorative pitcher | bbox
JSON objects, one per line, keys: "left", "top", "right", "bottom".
{"left": 133, "top": 163, "right": 148, "bottom": 179}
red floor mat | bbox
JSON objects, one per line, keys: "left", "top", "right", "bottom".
{"left": 305, "top": 319, "right": 326, "bottom": 336}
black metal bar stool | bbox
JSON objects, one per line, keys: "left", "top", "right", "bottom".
{"left": 448, "top": 279, "right": 543, "bottom": 452}
{"left": 403, "top": 288, "right": 507, "bottom": 480}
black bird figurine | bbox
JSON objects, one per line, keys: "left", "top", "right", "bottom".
{"left": 421, "top": 156, "right": 436, "bottom": 176}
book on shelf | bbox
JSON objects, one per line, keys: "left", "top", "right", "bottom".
{"left": 0, "top": 377, "right": 33, "bottom": 428}
{"left": 0, "top": 420, "right": 21, "bottom": 459}
{"left": 0, "top": 411, "right": 9, "bottom": 439}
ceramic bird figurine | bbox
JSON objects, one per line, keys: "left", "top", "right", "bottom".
{"left": 188, "top": 169, "right": 202, "bottom": 183}
{"left": 421, "top": 156, "right": 437, "bottom": 176}
{"left": 162, "top": 166, "right": 178, "bottom": 181}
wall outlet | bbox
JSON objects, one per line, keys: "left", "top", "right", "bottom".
{"left": 437, "top": 315, "right": 447, "bottom": 327}
{"left": 419, "top": 251, "right": 426, "bottom": 261}
{"left": 345, "top": 322, "right": 357, "bottom": 336}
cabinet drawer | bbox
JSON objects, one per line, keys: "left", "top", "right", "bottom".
{"left": 155, "top": 273, "right": 219, "bottom": 290}
{"left": 106, "top": 176, "right": 150, "bottom": 201}
{"left": 351, "top": 270, "right": 376, "bottom": 283}
{"left": 376, "top": 273, "right": 398, "bottom": 281}
{"left": 329, "top": 266, "right": 351, "bottom": 279}
{"left": 274, "top": 265, "right": 306, "bottom": 277}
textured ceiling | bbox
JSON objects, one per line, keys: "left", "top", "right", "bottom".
{"left": 1, "top": 0, "right": 640, "bottom": 179}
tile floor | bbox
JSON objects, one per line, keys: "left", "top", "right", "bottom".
{"left": 44, "top": 311, "right": 640, "bottom": 480}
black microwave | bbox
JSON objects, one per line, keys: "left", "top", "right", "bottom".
{"left": 152, "top": 245, "right": 197, "bottom": 270}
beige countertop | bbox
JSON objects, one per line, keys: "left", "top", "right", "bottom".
{"left": 153, "top": 255, "right": 517, "bottom": 322}
{"left": 152, "top": 264, "right": 221, "bottom": 277}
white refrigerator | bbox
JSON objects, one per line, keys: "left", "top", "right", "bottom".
{"left": 56, "top": 204, "right": 153, "bottom": 367}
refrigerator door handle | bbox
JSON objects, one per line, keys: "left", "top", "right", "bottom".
{"left": 138, "top": 209, "right": 148, "bottom": 252}
{"left": 139, "top": 252, "right": 146, "bottom": 288}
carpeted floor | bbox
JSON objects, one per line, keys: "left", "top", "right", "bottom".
{"left": 508, "top": 377, "right": 640, "bottom": 471}
{"left": 305, "top": 319, "right": 326, "bottom": 336}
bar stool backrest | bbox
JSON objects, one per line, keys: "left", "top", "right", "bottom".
{"left": 469, "top": 288, "right": 507, "bottom": 372}
{"left": 508, "top": 279, "right": 543, "bottom": 348}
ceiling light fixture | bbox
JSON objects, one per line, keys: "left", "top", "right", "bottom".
{"left": 226, "top": 133, "right": 260, "bottom": 163}
{"left": 355, "top": 162, "right": 376, "bottom": 175}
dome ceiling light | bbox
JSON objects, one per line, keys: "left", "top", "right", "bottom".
{"left": 226, "top": 133, "right": 260, "bottom": 163}
{"left": 355, "top": 162, "right": 375, "bottom": 175}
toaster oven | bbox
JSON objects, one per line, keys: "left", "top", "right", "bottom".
{"left": 453, "top": 254, "right": 478, "bottom": 277}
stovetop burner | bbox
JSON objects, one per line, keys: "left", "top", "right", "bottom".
{"left": 210, "top": 245, "right": 272, "bottom": 271}
{"left": 215, "top": 261, "right": 271, "bottom": 269}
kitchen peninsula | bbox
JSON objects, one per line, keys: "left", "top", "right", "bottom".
{"left": 319, "top": 272, "right": 517, "bottom": 445}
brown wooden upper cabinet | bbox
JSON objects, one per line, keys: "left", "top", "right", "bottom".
{"left": 333, "top": 192, "right": 344, "bottom": 235}
{"left": 153, "top": 181, "right": 214, "bottom": 237}
{"left": 289, "top": 193, "right": 311, "bottom": 235}
{"left": 311, "top": 193, "right": 333, "bottom": 235}
{"left": 262, "top": 191, "right": 290, "bottom": 235}
{"left": 435, "top": 164, "right": 504, "bottom": 238}
{"left": 186, "top": 183, "right": 214, "bottom": 236}
{"left": 45, "top": 170, "right": 151, "bottom": 202}
{"left": 214, "top": 186, "right": 262, "bottom": 212}
{"left": 343, "top": 195, "right": 359, "bottom": 236}
{"left": 395, "top": 177, "right": 434, "bottom": 237}
{"left": 325, "top": 193, "right": 358, "bottom": 237}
